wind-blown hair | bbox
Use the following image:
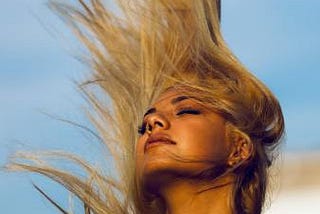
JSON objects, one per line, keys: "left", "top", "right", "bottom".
{"left": 8, "top": 0, "right": 284, "bottom": 214}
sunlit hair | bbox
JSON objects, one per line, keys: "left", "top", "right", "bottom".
{"left": 7, "top": 0, "right": 284, "bottom": 213}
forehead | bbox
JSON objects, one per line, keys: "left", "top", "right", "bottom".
{"left": 154, "top": 90, "right": 181, "bottom": 104}
{"left": 144, "top": 88, "right": 225, "bottom": 119}
{"left": 150, "top": 88, "right": 200, "bottom": 108}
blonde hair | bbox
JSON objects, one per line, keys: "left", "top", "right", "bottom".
{"left": 7, "top": 0, "right": 284, "bottom": 213}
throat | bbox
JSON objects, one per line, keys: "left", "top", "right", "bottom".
{"left": 159, "top": 175, "right": 235, "bottom": 214}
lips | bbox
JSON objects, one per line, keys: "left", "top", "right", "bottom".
{"left": 144, "top": 133, "right": 176, "bottom": 152}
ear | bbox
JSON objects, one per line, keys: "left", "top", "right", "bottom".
{"left": 227, "top": 134, "right": 253, "bottom": 167}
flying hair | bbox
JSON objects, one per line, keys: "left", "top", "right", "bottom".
{"left": 7, "top": 1, "right": 284, "bottom": 213}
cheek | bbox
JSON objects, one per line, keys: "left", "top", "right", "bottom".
{"left": 135, "top": 137, "right": 146, "bottom": 170}
{"left": 136, "top": 136, "right": 145, "bottom": 153}
{"left": 174, "top": 119, "right": 229, "bottom": 160}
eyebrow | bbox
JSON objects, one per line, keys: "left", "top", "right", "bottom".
{"left": 171, "top": 95, "right": 190, "bottom": 104}
{"left": 143, "top": 96, "right": 191, "bottom": 117}
{"left": 143, "top": 108, "right": 156, "bottom": 117}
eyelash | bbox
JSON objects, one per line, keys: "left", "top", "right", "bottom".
{"left": 176, "top": 108, "right": 201, "bottom": 116}
{"left": 137, "top": 108, "right": 201, "bottom": 135}
{"left": 138, "top": 123, "right": 146, "bottom": 135}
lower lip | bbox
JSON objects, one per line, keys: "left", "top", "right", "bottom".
{"left": 145, "top": 141, "right": 175, "bottom": 151}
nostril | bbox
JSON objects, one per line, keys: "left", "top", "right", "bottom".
{"left": 147, "top": 113, "right": 168, "bottom": 133}
{"left": 155, "top": 121, "right": 164, "bottom": 127}
{"left": 146, "top": 123, "right": 153, "bottom": 134}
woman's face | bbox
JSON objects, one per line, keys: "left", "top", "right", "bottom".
{"left": 136, "top": 89, "right": 232, "bottom": 189}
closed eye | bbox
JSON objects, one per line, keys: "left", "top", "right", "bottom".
{"left": 176, "top": 108, "right": 201, "bottom": 115}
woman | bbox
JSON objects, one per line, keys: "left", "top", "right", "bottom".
{"left": 9, "top": 0, "right": 284, "bottom": 213}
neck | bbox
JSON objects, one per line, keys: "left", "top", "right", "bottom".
{"left": 159, "top": 175, "right": 234, "bottom": 214}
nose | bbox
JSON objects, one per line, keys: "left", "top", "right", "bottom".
{"left": 146, "top": 113, "right": 170, "bottom": 134}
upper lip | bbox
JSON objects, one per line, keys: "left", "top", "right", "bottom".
{"left": 144, "top": 133, "right": 176, "bottom": 152}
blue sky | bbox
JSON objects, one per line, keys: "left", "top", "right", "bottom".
{"left": 1, "top": 0, "right": 320, "bottom": 213}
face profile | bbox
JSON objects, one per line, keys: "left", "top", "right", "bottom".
{"left": 136, "top": 89, "right": 234, "bottom": 193}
